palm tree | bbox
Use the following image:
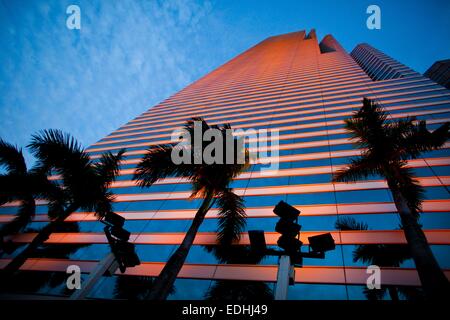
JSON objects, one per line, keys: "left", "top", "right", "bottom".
{"left": 0, "top": 139, "right": 63, "bottom": 256}
{"left": 333, "top": 98, "right": 450, "bottom": 299}
{"left": 335, "top": 217, "right": 423, "bottom": 300}
{"left": 203, "top": 194, "right": 273, "bottom": 301}
{"left": 0, "top": 222, "right": 89, "bottom": 296}
{"left": 1, "top": 129, "right": 125, "bottom": 274}
{"left": 134, "top": 117, "right": 249, "bottom": 300}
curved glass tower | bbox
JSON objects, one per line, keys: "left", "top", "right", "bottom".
{"left": 1, "top": 29, "right": 449, "bottom": 300}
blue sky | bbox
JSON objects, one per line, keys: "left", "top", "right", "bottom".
{"left": 1, "top": 0, "right": 449, "bottom": 164}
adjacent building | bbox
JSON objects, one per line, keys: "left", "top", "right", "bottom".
{"left": 424, "top": 59, "right": 450, "bottom": 89}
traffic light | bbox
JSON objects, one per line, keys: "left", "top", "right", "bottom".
{"left": 110, "top": 225, "right": 130, "bottom": 242}
{"left": 273, "top": 201, "right": 302, "bottom": 254}
{"left": 103, "top": 211, "right": 125, "bottom": 228}
{"left": 248, "top": 230, "right": 267, "bottom": 254}
{"left": 273, "top": 200, "right": 300, "bottom": 220}
{"left": 308, "top": 233, "right": 335, "bottom": 253}
{"left": 102, "top": 212, "right": 140, "bottom": 273}
{"left": 114, "top": 241, "right": 141, "bottom": 272}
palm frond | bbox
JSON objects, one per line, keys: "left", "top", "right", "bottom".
{"left": 133, "top": 144, "right": 194, "bottom": 187}
{"left": 401, "top": 121, "right": 449, "bottom": 160}
{"left": 94, "top": 148, "right": 126, "bottom": 186}
{"left": 26, "top": 171, "right": 67, "bottom": 220}
{"left": 0, "top": 139, "right": 27, "bottom": 174}
{"left": 92, "top": 191, "right": 115, "bottom": 218}
{"left": 0, "top": 174, "right": 22, "bottom": 205}
{"left": 335, "top": 216, "right": 368, "bottom": 231}
{"left": 216, "top": 189, "right": 247, "bottom": 245}
{"left": 0, "top": 195, "right": 35, "bottom": 236}
{"left": 332, "top": 155, "right": 380, "bottom": 183}
{"left": 390, "top": 165, "right": 425, "bottom": 215}
{"left": 28, "top": 129, "right": 91, "bottom": 180}
{"left": 344, "top": 98, "right": 388, "bottom": 147}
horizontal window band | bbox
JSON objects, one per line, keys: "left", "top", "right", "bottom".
{"left": 156, "top": 71, "right": 370, "bottom": 107}
{"left": 117, "top": 146, "right": 361, "bottom": 166}
{"left": 159, "top": 66, "right": 420, "bottom": 99}
{"left": 113, "top": 128, "right": 449, "bottom": 167}
{"left": 145, "top": 77, "right": 429, "bottom": 117}
{"left": 127, "top": 82, "right": 439, "bottom": 127}
{"left": 128, "top": 84, "right": 444, "bottom": 128}
{"left": 135, "top": 80, "right": 435, "bottom": 122}
{"left": 98, "top": 105, "right": 450, "bottom": 145}
{"left": 144, "top": 77, "right": 433, "bottom": 117}
{"left": 89, "top": 102, "right": 450, "bottom": 151}
{"left": 94, "top": 112, "right": 449, "bottom": 149}
{"left": 103, "top": 105, "right": 449, "bottom": 143}
{"left": 109, "top": 92, "right": 450, "bottom": 136}
{"left": 109, "top": 176, "right": 450, "bottom": 202}
{"left": 116, "top": 90, "right": 447, "bottom": 134}
{"left": 89, "top": 134, "right": 450, "bottom": 160}
{"left": 3, "top": 177, "right": 449, "bottom": 207}
{"left": 1, "top": 200, "right": 447, "bottom": 223}
{"left": 5, "top": 230, "right": 450, "bottom": 246}
{"left": 108, "top": 157, "right": 450, "bottom": 186}
{"left": 119, "top": 89, "right": 449, "bottom": 132}
{"left": 0, "top": 258, "right": 449, "bottom": 286}
{"left": 48, "top": 156, "right": 449, "bottom": 183}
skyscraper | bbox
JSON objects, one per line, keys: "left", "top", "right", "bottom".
{"left": 424, "top": 59, "right": 450, "bottom": 90}
{"left": 1, "top": 30, "right": 449, "bottom": 300}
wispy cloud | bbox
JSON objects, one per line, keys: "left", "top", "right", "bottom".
{"left": 0, "top": 0, "right": 231, "bottom": 164}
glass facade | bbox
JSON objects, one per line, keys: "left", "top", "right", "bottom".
{"left": 1, "top": 29, "right": 449, "bottom": 300}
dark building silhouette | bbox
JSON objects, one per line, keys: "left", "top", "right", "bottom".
{"left": 424, "top": 59, "right": 450, "bottom": 89}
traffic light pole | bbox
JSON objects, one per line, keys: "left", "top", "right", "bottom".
{"left": 69, "top": 252, "right": 118, "bottom": 300}
{"left": 274, "top": 255, "right": 294, "bottom": 300}
{"left": 249, "top": 201, "right": 336, "bottom": 301}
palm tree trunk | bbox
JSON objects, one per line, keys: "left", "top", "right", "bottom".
{"left": 146, "top": 194, "right": 215, "bottom": 300}
{"left": 0, "top": 203, "right": 78, "bottom": 275}
{"left": 389, "top": 187, "right": 450, "bottom": 300}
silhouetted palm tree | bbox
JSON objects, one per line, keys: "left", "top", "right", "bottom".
{"left": 333, "top": 98, "right": 449, "bottom": 299}
{"left": 1, "top": 130, "right": 125, "bottom": 274}
{"left": 0, "top": 139, "right": 62, "bottom": 245}
{"left": 134, "top": 118, "right": 249, "bottom": 300}
{"left": 335, "top": 217, "right": 423, "bottom": 300}
{"left": 203, "top": 191, "right": 273, "bottom": 301}
{"left": 0, "top": 222, "right": 88, "bottom": 296}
